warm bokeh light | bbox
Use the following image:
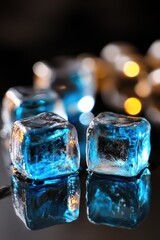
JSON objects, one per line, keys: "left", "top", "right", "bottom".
{"left": 147, "top": 40, "right": 160, "bottom": 59}
{"left": 134, "top": 81, "right": 151, "bottom": 98}
{"left": 93, "top": 58, "right": 109, "bottom": 80}
{"left": 100, "top": 44, "right": 121, "bottom": 63}
{"left": 123, "top": 61, "right": 140, "bottom": 77}
{"left": 115, "top": 55, "right": 130, "bottom": 71}
{"left": 145, "top": 106, "right": 160, "bottom": 124}
{"left": 100, "top": 42, "right": 138, "bottom": 64}
{"left": 33, "top": 61, "right": 53, "bottom": 89}
{"left": 33, "top": 61, "right": 51, "bottom": 78}
{"left": 124, "top": 97, "right": 142, "bottom": 115}
{"left": 6, "top": 90, "right": 21, "bottom": 107}
{"left": 81, "top": 57, "right": 95, "bottom": 72}
{"left": 5, "top": 96, "right": 15, "bottom": 111}
{"left": 148, "top": 68, "right": 160, "bottom": 85}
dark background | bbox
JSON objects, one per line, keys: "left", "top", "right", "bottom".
{"left": 1, "top": 2, "right": 160, "bottom": 240}
{"left": 0, "top": 0, "right": 160, "bottom": 99}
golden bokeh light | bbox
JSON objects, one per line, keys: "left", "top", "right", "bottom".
{"left": 134, "top": 81, "right": 152, "bottom": 98}
{"left": 124, "top": 97, "right": 142, "bottom": 115}
{"left": 123, "top": 61, "right": 140, "bottom": 77}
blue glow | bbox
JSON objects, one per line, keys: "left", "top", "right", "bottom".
{"left": 79, "top": 112, "right": 94, "bottom": 126}
{"left": 51, "top": 66, "right": 96, "bottom": 120}
{"left": 11, "top": 173, "right": 80, "bottom": 230}
{"left": 10, "top": 112, "right": 80, "bottom": 180}
{"left": 86, "top": 112, "right": 151, "bottom": 177}
{"left": 1, "top": 87, "right": 66, "bottom": 135}
{"left": 86, "top": 168, "right": 151, "bottom": 229}
{"left": 48, "top": 62, "right": 96, "bottom": 159}
{"left": 78, "top": 96, "right": 95, "bottom": 113}
{"left": 15, "top": 99, "right": 54, "bottom": 120}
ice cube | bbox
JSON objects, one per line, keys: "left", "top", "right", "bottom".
{"left": 86, "top": 112, "right": 151, "bottom": 177}
{"left": 10, "top": 112, "right": 80, "bottom": 180}
{"left": 11, "top": 173, "right": 80, "bottom": 230}
{"left": 86, "top": 169, "right": 151, "bottom": 228}
{"left": 1, "top": 86, "right": 66, "bottom": 137}
{"left": 33, "top": 57, "right": 96, "bottom": 119}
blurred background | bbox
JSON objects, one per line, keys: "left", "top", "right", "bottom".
{"left": 0, "top": 0, "right": 160, "bottom": 98}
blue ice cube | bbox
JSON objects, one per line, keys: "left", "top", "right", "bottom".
{"left": 86, "top": 169, "right": 151, "bottom": 229}
{"left": 10, "top": 112, "right": 80, "bottom": 180}
{"left": 11, "top": 173, "right": 80, "bottom": 230}
{"left": 86, "top": 112, "right": 151, "bottom": 177}
{"left": 1, "top": 86, "right": 66, "bottom": 136}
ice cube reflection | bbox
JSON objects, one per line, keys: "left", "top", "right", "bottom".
{"left": 86, "top": 168, "right": 151, "bottom": 229}
{"left": 11, "top": 173, "right": 80, "bottom": 230}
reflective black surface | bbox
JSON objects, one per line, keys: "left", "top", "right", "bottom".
{"left": 86, "top": 169, "right": 151, "bottom": 228}
{"left": 11, "top": 173, "right": 80, "bottom": 230}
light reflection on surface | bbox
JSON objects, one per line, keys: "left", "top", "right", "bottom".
{"left": 11, "top": 173, "right": 80, "bottom": 230}
{"left": 86, "top": 169, "right": 151, "bottom": 229}
{"left": 68, "top": 192, "right": 80, "bottom": 212}
{"left": 11, "top": 125, "right": 24, "bottom": 143}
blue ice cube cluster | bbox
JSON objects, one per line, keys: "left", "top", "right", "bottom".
{"left": 86, "top": 112, "right": 151, "bottom": 177}
{"left": 1, "top": 72, "right": 152, "bottom": 230}
{"left": 11, "top": 173, "right": 80, "bottom": 230}
{"left": 2, "top": 85, "right": 81, "bottom": 229}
